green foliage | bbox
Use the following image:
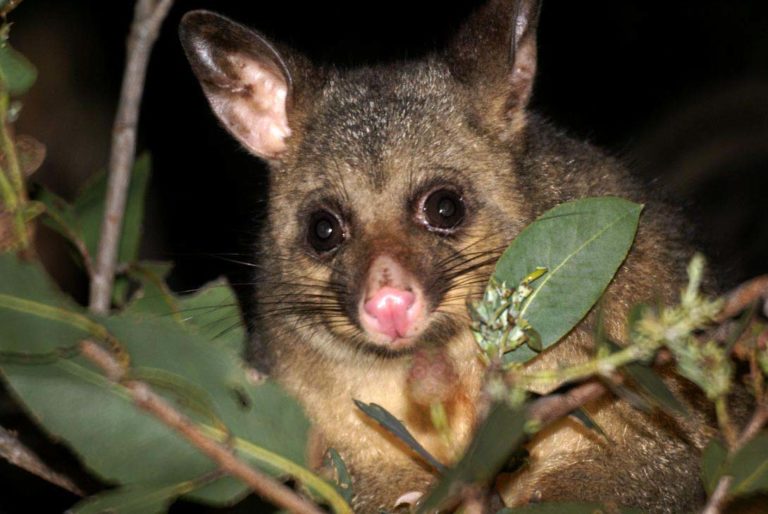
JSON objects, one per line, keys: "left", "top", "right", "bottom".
{"left": 494, "top": 197, "right": 642, "bottom": 364}
{"left": 701, "top": 433, "right": 768, "bottom": 500}
{"left": 603, "top": 339, "right": 687, "bottom": 416}
{"left": 0, "top": 255, "right": 351, "bottom": 511}
{"left": 70, "top": 483, "right": 182, "bottom": 514}
{"left": 728, "top": 432, "right": 768, "bottom": 496}
{"left": 0, "top": 40, "right": 36, "bottom": 96}
{"left": 37, "top": 154, "right": 151, "bottom": 271}
{"left": 79, "top": 153, "right": 151, "bottom": 265}
{"left": 701, "top": 438, "right": 728, "bottom": 495}
{"left": 326, "top": 448, "right": 354, "bottom": 505}
{"left": 354, "top": 400, "right": 447, "bottom": 474}
{"left": 418, "top": 402, "right": 526, "bottom": 512}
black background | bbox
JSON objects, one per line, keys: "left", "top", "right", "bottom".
{"left": 3, "top": 0, "right": 768, "bottom": 511}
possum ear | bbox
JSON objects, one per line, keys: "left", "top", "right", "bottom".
{"left": 448, "top": 0, "right": 541, "bottom": 135}
{"left": 180, "top": 11, "right": 309, "bottom": 160}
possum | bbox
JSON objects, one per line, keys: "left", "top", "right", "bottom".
{"left": 179, "top": 1, "right": 715, "bottom": 512}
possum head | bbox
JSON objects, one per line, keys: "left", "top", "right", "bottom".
{"left": 180, "top": 0, "right": 541, "bottom": 361}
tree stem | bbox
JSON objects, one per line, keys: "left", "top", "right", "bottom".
{"left": 89, "top": 0, "right": 173, "bottom": 313}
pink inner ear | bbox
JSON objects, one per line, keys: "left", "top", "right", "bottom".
{"left": 220, "top": 57, "right": 291, "bottom": 159}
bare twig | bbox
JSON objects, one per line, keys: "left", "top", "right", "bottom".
{"left": 528, "top": 380, "right": 607, "bottom": 426}
{"left": 79, "top": 340, "right": 325, "bottom": 514}
{"left": 736, "top": 402, "right": 768, "bottom": 448}
{"left": 718, "top": 275, "right": 768, "bottom": 321}
{"left": 89, "top": 0, "right": 174, "bottom": 314}
{"left": 701, "top": 476, "right": 733, "bottom": 514}
{"left": 0, "top": 425, "right": 83, "bottom": 496}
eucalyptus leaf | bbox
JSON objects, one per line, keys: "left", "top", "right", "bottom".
{"left": 123, "top": 261, "right": 178, "bottom": 319}
{"left": 0, "top": 254, "right": 89, "bottom": 355}
{"left": 75, "top": 153, "right": 151, "bottom": 266}
{"left": 36, "top": 186, "right": 86, "bottom": 258}
{"left": 69, "top": 483, "right": 182, "bottom": 514}
{"left": 327, "top": 448, "right": 354, "bottom": 504}
{"left": 701, "top": 438, "right": 727, "bottom": 495}
{"left": 569, "top": 407, "right": 609, "bottom": 441}
{"left": 495, "top": 197, "right": 642, "bottom": 364}
{"left": 729, "top": 432, "right": 768, "bottom": 496}
{"left": 0, "top": 255, "right": 319, "bottom": 508}
{"left": 354, "top": 400, "right": 446, "bottom": 474}
{"left": 605, "top": 339, "right": 687, "bottom": 416}
{"left": 176, "top": 278, "right": 244, "bottom": 353}
{"left": 418, "top": 402, "right": 526, "bottom": 513}
{"left": 125, "top": 273, "right": 245, "bottom": 355}
{"left": 0, "top": 42, "right": 37, "bottom": 95}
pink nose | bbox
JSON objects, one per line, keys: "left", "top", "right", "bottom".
{"left": 363, "top": 287, "right": 416, "bottom": 340}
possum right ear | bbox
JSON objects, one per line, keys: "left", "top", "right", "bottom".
{"left": 180, "top": 11, "right": 306, "bottom": 160}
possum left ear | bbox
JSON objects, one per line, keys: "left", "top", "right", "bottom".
{"left": 448, "top": 0, "right": 541, "bottom": 135}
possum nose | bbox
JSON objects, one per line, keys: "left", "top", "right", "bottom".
{"left": 363, "top": 287, "right": 416, "bottom": 340}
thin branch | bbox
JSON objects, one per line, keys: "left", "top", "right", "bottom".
{"left": 701, "top": 476, "right": 733, "bottom": 514}
{"left": 89, "top": 0, "right": 174, "bottom": 314}
{"left": 0, "top": 425, "right": 83, "bottom": 496}
{"left": 528, "top": 380, "right": 607, "bottom": 426}
{"left": 78, "top": 340, "right": 326, "bottom": 514}
{"left": 718, "top": 275, "right": 768, "bottom": 321}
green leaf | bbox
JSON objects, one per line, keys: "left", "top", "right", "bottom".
{"left": 176, "top": 278, "right": 244, "bottom": 354}
{"left": 495, "top": 197, "right": 642, "bottom": 364}
{"left": 604, "top": 339, "right": 687, "bottom": 416}
{"left": 125, "top": 273, "right": 245, "bottom": 355}
{"left": 418, "top": 402, "right": 526, "bottom": 513}
{"left": 701, "top": 438, "right": 727, "bottom": 495}
{"left": 0, "top": 254, "right": 91, "bottom": 355}
{"left": 76, "top": 153, "right": 151, "bottom": 266}
{"left": 569, "top": 407, "right": 610, "bottom": 441}
{"left": 0, "top": 42, "right": 37, "bottom": 96}
{"left": 729, "top": 432, "right": 768, "bottom": 496}
{"left": 624, "top": 362, "right": 687, "bottom": 416}
{"left": 326, "top": 448, "right": 354, "bottom": 504}
{"left": 354, "top": 400, "right": 446, "bottom": 474}
{"left": 69, "top": 483, "right": 183, "bottom": 514}
{"left": 497, "top": 502, "right": 644, "bottom": 513}
{"left": 0, "top": 256, "right": 338, "bottom": 509}
{"left": 35, "top": 186, "right": 89, "bottom": 264}
{"left": 123, "top": 261, "right": 178, "bottom": 318}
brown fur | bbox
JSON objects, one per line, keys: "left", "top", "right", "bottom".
{"left": 180, "top": 1, "right": 715, "bottom": 512}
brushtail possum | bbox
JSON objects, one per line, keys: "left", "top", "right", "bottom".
{"left": 180, "top": 1, "right": 713, "bottom": 512}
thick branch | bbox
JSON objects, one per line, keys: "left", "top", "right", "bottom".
{"left": 89, "top": 0, "right": 174, "bottom": 313}
{"left": 79, "top": 340, "right": 325, "bottom": 514}
{"left": 0, "top": 425, "right": 82, "bottom": 496}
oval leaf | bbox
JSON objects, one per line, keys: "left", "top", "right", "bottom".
{"left": 495, "top": 197, "right": 643, "bottom": 363}
{"left": 701, "top": 438, "right": 727, "bottom": 495}
{"left": 0, "top": 43, "right": 37, "bottom": 96}
{"left": 729, "top": 432, "right": 768, "bottom": 496}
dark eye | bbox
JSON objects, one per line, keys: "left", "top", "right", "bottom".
{"left": 421, "top": 188, "right": 465, "bottom": 233}
{"left": 307, "top": 210, "right": 345, "bottom": 253}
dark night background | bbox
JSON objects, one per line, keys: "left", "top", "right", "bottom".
{"left": 2, "top": 0, "right": 767, "bottom": 511}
